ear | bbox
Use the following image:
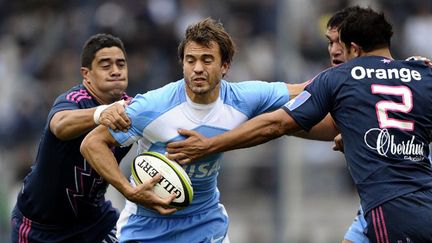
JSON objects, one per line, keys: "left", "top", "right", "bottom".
{"left": 81, "top": 67, "right": 91, "bottom": 83}
{"left": 350, "top": 42, "right": 362, "bottom": 57}
{"left": 221, "top": 62, "right": 229, "bottom": 77}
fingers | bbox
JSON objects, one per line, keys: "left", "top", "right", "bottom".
{"left": 166, "top": 153, "right": 191, "bottom": 165}
{"left": 332, "top": 144, "right": 339, "bottom": 151}
{"left": 136, "top": 174, "right": 178, "bottom": 215}
{"left": 153, "top": 205, "right": 177, "bottom": 215}
{"left": 166, "top": 129, "right": 209, "bottom": 162}
{"left": 153, "top": 193, "right": 177, "bottom": 215}
{"left": 130, "top": 174, "right": 177, "bottom": 215}
{"left": 99, "top": 103, "right": 131, "bottom": 132}
{"left": 166, "top": 130, "right": 192, "bottom": 149}
{"left": 146, "top": 173, "right": 163, "bottom": 186}
{"left": 177, "top": 128, "right": 197, "bottom": 136}
{"left": 166, "top": 129, "right": 200, "bottom": 150}
{"left": 332, "top": 140, "right": 344, "bottom": 152}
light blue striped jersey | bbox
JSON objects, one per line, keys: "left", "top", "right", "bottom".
{"left": 110, "top": 79, "right": 289, "bottom": 217}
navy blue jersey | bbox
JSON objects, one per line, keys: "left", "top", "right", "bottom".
{"left": 16, "top": 84, "right": 131, "bottom": 225}
{"left": 284, "top": 56, "right": 432, "bottom": 213}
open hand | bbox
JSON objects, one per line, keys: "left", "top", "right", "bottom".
{"left": 166, "top": 129, "right": 210, "bottom": 164}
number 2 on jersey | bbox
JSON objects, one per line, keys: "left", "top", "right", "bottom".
{"left": 371, "top": 84, "right": 414, "bottom": 131}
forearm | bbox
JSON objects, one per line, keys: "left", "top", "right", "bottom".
{"left": 80, "top": 128, "right": 132, "bottom": 197}
{"left": 51, "top": 109, "right": 97, "bottom": 140}
{"left": 208, "top": 109, "right": 297, "bottom": 153}
{"left": 293, "top": 114, "right": 339, "bottom": 141}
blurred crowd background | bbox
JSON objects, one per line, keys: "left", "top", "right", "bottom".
{"left": 1, "top": 0, "right": 431, "bottom": 242}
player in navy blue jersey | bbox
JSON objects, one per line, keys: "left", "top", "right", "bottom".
{"left": 167, "top": 7, "right": 432, "bottom": 242}
{"left": 9, "top": 33, "right": 162, "bottom": 243}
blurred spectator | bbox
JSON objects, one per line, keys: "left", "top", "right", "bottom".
{"left": 402, "top": 1, "right": 432, "bottom": 58}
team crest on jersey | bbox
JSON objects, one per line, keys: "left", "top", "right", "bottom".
{"left": 284, "top": 91, "right": 311, "bottom": 111}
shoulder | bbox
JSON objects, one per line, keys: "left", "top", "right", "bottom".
{"left": 224, "top": 80, "right": 285, "bottom": 88}
{"left": 128, "top": 80, "right": 185, "bottom": 113}
{"left": 222, "top": 80, "right": 287, "bottom": 95}
{"left": 52, "top": 84, "right": 95, "bottom": 109}
{"left": 62, "top": 84, "right": 93, "bottom": 103}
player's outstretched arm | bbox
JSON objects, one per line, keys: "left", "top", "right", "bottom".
{"left": 80, "top": 126, "right": 176, "bottom": 215}
{"left": 167, "top": 108, "right": 301, "bottom": 164}
{"left": 50, "top": 100, "right": 131, "bottom": 140}
{"left": 293, "top": 114, "right": 339, "bottom": 141}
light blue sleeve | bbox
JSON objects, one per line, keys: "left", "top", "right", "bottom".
{"left": 223, "top": 81, "right": 289, "bottom": 118}
{"left": 109, "top": 81, "right": 183, "bottom": 146}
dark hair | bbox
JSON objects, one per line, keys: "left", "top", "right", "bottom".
{"left": 177, "top": 17, "right": 236, "bottom": 66}
{"left": 81, "top": 33, "right": 126, "bottom": 69}
{"left": 339, "top": 7, "right": 393, "bottom": 52}
{"left": 326, "top": 6, "right": 362, "bottom": 29}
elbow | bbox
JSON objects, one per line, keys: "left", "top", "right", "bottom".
{"left": 80, "top": 135, "right": 93, "bottom": 159}
{"left": 263, "top": 117, "right": 290, "bottom": 139}
{"left": 265, "top": 110, "right": 300, "bottom": 139}
{"left": 51, "top": 124, "right": 69, "bottom": 141}
{"left": 51, "top": 118, "right": 78, "bottom": 141}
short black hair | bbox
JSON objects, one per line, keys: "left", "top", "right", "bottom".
{"left": 326, "top": 6, "right": 362, "bottom": 29}
{"left": 81, "top": 33, "right": 126, "bottom": 69}
{"left": 339, "top": 7, "right": 393, "bottom": 52}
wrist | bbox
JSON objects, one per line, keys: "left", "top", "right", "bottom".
{"left": 93, "top": 105, "right": 109, "bottom": 125}
{"left": 206, "top": 137, "right": 218, "bottom": 154}
{"left": 93, "top": 100, "right": 127, "bottom": 125}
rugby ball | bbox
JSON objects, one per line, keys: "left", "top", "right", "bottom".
{"left": 131, "top": 151, "right": 193, "bottom": 209}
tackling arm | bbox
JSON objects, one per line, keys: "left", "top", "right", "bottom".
{"left": 167, "top": 108, "right": 302, "bottom": 164}
{"left": 293, "top": 114, "right": 339, "bottom": 141}
{"left": 50, "top": 101, "right": 131, "bottom": 140}
{"left": 50, "top": 108, "right": 97, "bottom": 140}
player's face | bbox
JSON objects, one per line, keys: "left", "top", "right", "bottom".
{"left": 183, "top": 41, "right": 229, "bottom": 104}
{"left": 325, "top": 27, "right": 346, "bottom": 66}
{"left": 81, "top": 47, "right": 128, "bottom": 104}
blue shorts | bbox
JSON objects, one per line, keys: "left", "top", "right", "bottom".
{"left": 11, "top": 205, "right": 119, "bottom": 243}
{"left": 344, "top": 206, "right": 369, "bottom": 243}
{"left": 365, "top": 189, "right": 432, "bottom": 242}
{"left": 117, "top": 202, "right": 229, "bottom": 243}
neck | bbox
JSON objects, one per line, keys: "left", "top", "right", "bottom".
{"left": 186, "top": 89, "right": 219, "bottom": 104}
{"left": 362, "top": 47, "right": 393, "bottom": 60}
{"left": 185, "top": 82, "right": 221, "bottom": 104}
{"left": 83, "top": 80, "right": 110, "bottom": 105}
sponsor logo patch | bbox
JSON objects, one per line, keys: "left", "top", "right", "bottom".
{"left": 284, "top": 91, "right": 311, "bottom": 111}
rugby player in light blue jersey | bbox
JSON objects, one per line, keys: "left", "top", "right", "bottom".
{"left": 81, "top": 18, "right": 305, "bottom": 243}
{"left": 167, "top": 7, "right": 432, "bottom": 242}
